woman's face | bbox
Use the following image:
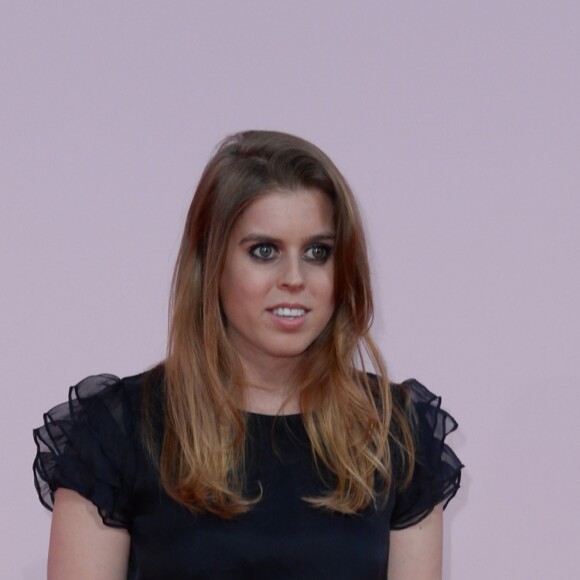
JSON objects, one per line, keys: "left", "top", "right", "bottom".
{"left": 219, "top": 188, "right": 335, "bottom": 370}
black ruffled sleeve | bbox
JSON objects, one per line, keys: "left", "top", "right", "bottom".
{"left": 390, "top": 379, "right": 463, "bottom": 530}
{"left": 32, "top": 374, "right": 137, "bottom": 529}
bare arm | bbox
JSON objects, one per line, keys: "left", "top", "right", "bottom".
{"left": 387, "top": 503, "right": 443, "bottom": 580}
{"left": 48, "top": 488, "right": 130, "bottom": 580}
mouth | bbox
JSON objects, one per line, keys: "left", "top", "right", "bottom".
{"left": 270, "top": 306, "right": 307, "bottom": 320}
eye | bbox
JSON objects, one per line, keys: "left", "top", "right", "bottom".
{"left": 249, "top": 243, "right": 278, "bottom": 261}
{"left": 304, "top": 244, "right": 333, "bottom": 263}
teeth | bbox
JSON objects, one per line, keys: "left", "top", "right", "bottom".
{"left": 272, "top": 307, "right": 305, "bottom": 318}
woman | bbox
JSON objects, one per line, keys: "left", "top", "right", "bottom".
{"left": 33, "top": 130, "right": 462, "bottom": 579}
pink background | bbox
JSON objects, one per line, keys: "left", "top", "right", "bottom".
{"left": 2, "top": 2, "right": 579, "bottom": 578}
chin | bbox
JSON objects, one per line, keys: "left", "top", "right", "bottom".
{"left": 260, "top": 340, "right": 315, "bottom": 360}
{"left": 265, "top": 347, "right": 309, "bottom": 359}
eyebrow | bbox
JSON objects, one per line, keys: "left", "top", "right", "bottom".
{"left": 238, "top": 232, "right": 336, "bottom": 246}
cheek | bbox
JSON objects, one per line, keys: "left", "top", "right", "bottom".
{"left": 313, "top": 269, "right": 335, "bottom": 303}
{"left": 326, "top": 277, "right": 336, "bottom": 313}
{"left": 220, "top": 263, "right": 269, "bottom": 311}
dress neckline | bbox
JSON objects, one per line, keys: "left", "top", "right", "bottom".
{"left": 244, "top": 410, "right": 303, "bottom": 421}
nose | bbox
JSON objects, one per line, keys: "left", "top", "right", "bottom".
{"left": 278, "top": 255, "right": 305, "bottom": 291}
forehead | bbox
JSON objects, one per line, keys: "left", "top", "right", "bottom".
{"left": 232, "top": 188, "right": 334, "bottom": 235}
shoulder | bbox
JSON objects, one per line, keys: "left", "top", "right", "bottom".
{"left": 32, "top": 366, "right": 162, "bottom": 527}
{"left": 389, "top": 378, "right": 464, "bottom": 529}
{"left": 363, "top": 372, "right": 415, "bottom": 417}
{"left": 45, "top": 371, "right": 151, "bottom": 436}
{"left": 71, "top": 371, "right": 142, "bottom": 407}
{"left": 64, "top": 366, "right": 163, "bottom": 417}
{"left": 394, "top": 378, "right": 460, "bottom": 446}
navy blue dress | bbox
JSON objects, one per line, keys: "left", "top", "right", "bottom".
{"left": 33, "top": 371, "right": 462, "bottom": 579}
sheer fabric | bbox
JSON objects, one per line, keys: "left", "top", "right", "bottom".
{"left": 33, "top": 372, "right": 463, "bottom": 579}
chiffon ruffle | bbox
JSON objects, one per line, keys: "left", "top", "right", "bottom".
{"left": 32, "top": 373, "right": 463, "bottom": 532}
{"left": 32, "top": 374, "right": 136, "bottom": 528}
{"left": 390, "top": 379, "right": 463, "bottom": 529}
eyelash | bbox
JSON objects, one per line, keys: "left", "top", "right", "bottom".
{"left": 304, "top": 244, "right": 333, "bottom": 263}
{"left": 248, "top": 243, "right": 333, "bottom": 264}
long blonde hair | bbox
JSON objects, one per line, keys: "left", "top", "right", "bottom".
{"left": 145, "top": 130, "right": 414, "bottom": 517}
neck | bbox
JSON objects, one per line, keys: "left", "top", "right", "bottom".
{"left": 237, "top": 355, "right": 302, "bottom": 415}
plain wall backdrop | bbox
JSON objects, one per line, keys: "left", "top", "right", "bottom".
{"left": 2, "top": 1, "right": 579, "bottom": 578}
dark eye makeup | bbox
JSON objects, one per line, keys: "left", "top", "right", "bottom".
{"left": 249, "top": 243, "right": 278, "bottom": 261}
{"left": 248, "top": 242, "right": 333, "bottom": 263}
{"left": 304, "top": 244, "right": 333, "bottom": 263}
